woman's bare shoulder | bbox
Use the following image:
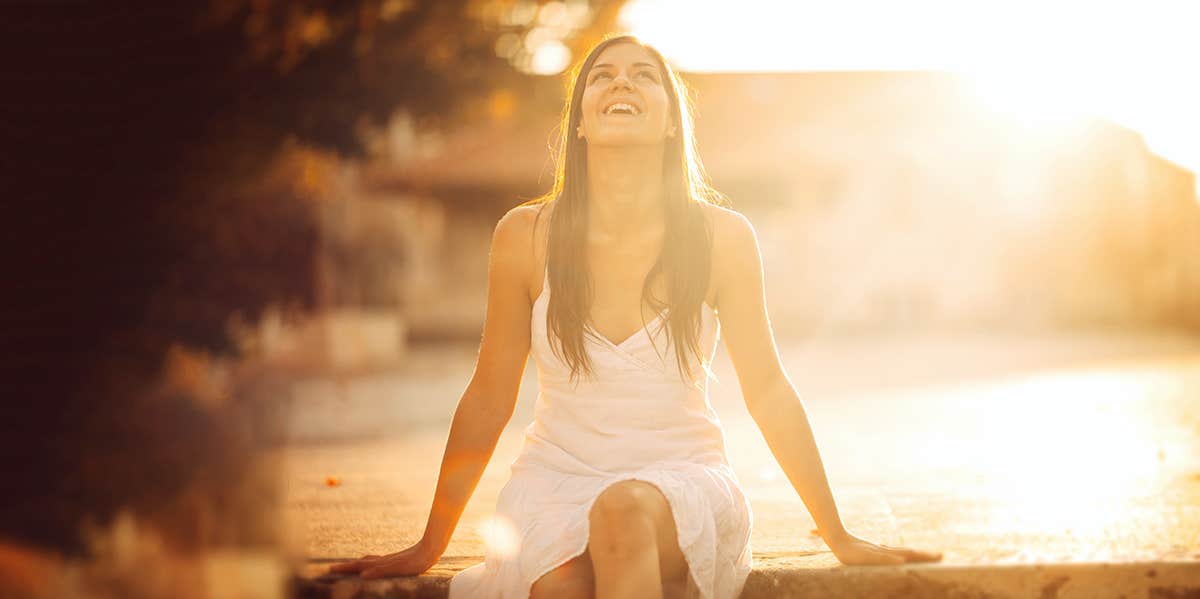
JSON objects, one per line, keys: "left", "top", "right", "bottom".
{"left": 697, "top": 202, "right": 762, "bottom": 313}
{"left": 495, "top": 201, "right": 555, "bottom": 300}
{"left": 495, "top": 201, "right": 553, "bottom": 250}
{"left": 698, "top": 202, "right": 756, "bottom": 254}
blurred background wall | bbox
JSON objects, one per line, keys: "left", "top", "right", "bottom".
{"left": 312, "top": 71, "right": 1200, "bottom": 356}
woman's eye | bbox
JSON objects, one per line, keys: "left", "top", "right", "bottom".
{"left": 591, "top": 72, "right": 611, "bottom": 82}
{"left": 638, "top": 72, "right": 657, "bottom": 81}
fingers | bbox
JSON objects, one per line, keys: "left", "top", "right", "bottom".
{"left": 885, "top": 545, "right": 944, "bottom": 563}
{"left": 328, "top": 555, "right": 383, "bottom": 574}
{"left": 850, "top": 543, "right": 942, "bottom": 566}
{"left": 897, "top": 546, "right": 942, "bottom": 562}
{"left": 904, "top": 549, "right": 943, "bottom": 562}
{"left": 360, "top": 555, "right": 421, "bottom": 579}
{"left": 362, "top": 561, "right": 407, "bottom": 579}
{"left": 840, "top": 544, "right": 900, "bottom": 566}
{"left": 328, "top": 548, "right": 436, "bottom": 579}
{"left": 852, "top": 550, "right": 903, "bottom": 566}
{"left": 328, "top": 560, "right": 370, "bottom": 574}
{"left": 362, "top": 567, "right": 392, "bottom": 579}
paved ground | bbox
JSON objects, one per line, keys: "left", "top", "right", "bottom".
{"left": 282, "top": 329, "right": 1200, "bottom": 597}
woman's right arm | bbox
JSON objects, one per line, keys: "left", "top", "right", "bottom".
{"left": 330, "top": 206, "right": 538, "bottom": 578}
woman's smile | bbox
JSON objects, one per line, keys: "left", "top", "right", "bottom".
{"left": 578, "top": 42, "right": 672, "bottom": 144}
{"left": 601, "top": 99, "right": 643, "bottom": 116}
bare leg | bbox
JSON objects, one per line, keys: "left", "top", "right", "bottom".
{"left": 587, "top": 480, "right": 689, "bottom": 599}
{"left": 530, "top": 550, "right": 594, "bottom": 599}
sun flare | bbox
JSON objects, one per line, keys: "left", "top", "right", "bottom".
{"left": 619, "top": 0, "right": 1200, "bottom": 193}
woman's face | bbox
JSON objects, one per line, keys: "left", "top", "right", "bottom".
{"left": 577, "top": 43, "right": 675, "bottom": 147}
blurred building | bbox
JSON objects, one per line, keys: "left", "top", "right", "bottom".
{"left": 342, "top": 71, "right": 1199, "bottom": 344}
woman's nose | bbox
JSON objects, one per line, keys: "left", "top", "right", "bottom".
{"left": 611, "top": 73, "right": 634, "bottom": 90}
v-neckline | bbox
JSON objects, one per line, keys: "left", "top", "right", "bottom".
{"left": 538, "top": 267, "right": 672, "bottom": 350}
{"left": 585, "top": 308, "right": 671, "bottom": 351}
{"left": 535, "top": 268, "right": 715, "bottom": 352}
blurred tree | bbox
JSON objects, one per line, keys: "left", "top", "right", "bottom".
{"left": 0, "top": 0, "right": 627, "bottom": 557}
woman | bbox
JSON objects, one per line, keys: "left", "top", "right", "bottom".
{"left": 332, "top": 35, "right": 943, "bottom": 598}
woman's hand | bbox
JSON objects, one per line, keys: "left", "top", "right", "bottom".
{"left": 328, "top": 539, "right": 442, "bottom": 579}
{"left": 825, "top": 529, "right": 943, "bottom": 566}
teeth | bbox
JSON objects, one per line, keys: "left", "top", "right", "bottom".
{"left": 604, "top": 102, "right": 638, "bottom": 115}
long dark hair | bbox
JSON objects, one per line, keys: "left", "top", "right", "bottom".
{"left": 523, "top": 34, "right": 728, "bottom": 385}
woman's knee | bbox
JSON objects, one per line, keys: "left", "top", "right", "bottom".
{"left": 530, "top": 552, "right": 594, "bottom": 599}
{"left": 589, "top": 480, "right": 670, "bottom": 529}
{"left": 588, "top": 480, "right": 689, "bottom": 582}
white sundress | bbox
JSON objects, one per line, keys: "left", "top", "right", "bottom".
{"left": 448, "top": 268, "right": 754, "bottom": 599}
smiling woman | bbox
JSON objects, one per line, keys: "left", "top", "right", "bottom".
{"left": 329, "top": 34, "right": 942, "bottom": 599}
{"left": 580, "top": 45, "right": 675, "bottom": 146}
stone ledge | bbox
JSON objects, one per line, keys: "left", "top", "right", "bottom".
{"left": 295, "top": 556, "right": 1200, "bottom": 599}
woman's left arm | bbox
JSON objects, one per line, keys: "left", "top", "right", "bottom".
{"left": 711, "top": 208, "right": 942, "bottom": 566}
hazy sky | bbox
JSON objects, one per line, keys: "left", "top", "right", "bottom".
{"left": 620, "top": 0, "right": 1200, "bottom": 190}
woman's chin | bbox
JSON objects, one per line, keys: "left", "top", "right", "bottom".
{"left": 587, "top": 135, "right": 669, "bottom": 148}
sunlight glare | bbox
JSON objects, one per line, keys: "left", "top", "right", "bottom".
{"left": 963, "top": 67, "right": 1093, "bottom": 132}
{"left": 757, "top": 465, "right": 780, "bottom": 483}
{"left": 964, "top": 371, "right": 1164, "bottom": 537}
{"left": 619, "top": 0, "right": 1200, "bottom": 195}
{"left": 478, "top": 515, "right": 521, "bottom": 558}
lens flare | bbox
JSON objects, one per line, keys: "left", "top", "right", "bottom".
{"left": 478, "top": 515, "right": 521, "bottom": 558}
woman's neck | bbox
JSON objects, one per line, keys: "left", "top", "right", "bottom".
{"left": 585, "top": 144, "right": 665, "bottom": 242}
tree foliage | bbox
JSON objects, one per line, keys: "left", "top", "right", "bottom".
{"left": 1, "top": 0, "right": 626, "bottom": 555}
